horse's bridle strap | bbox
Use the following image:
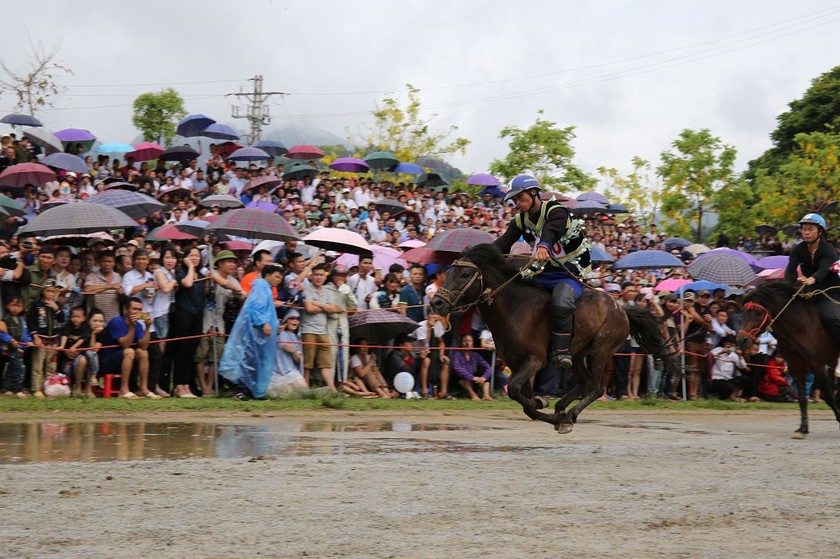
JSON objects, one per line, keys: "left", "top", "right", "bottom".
{"left": 434, "top": 260, "right": 484, "bottom": 314}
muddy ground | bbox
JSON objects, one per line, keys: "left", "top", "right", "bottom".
{"left": 1, "top": 408, "right": 839, "bottom": 559}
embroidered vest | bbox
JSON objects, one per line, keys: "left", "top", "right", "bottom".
{"left": 514, "top": 200, "right": 592, "bottom": 277}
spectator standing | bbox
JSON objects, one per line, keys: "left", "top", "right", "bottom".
{"left": 346, "top": 255, "right": 377, "bottom": 309}
{"left": 0, "top": 295, "right": 33, "bottom": 397}
{"left": 83, "top": 251, "right": 123, "bottom": 324}
{"left": 166, "top": 247, "right": 205, "bottom": 398}
{"left": 399, "top": 263, "right": 427, "bottom": 323}
{"left": 301, "top": 264, "right": 342, "bottom": 392}
{"left": 26, "top": 279, "right": 65, "bottom": 398}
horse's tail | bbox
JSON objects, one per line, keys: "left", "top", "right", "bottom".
{"left": 624, "top": 306, "right": 680, "bottom": 371}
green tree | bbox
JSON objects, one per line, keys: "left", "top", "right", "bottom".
{"left": 657, "top": 129, "right": 738, "bottom": 242}
{"left": 132, "top": 88, "right": 187, "bottom": 145}
{"left": 489, "top": 110, "right": 595, "bottom": 192}
{"left": 358, "top": 84, "right": 470, "bottom": 164}
{"left": 0, "top": 42, "right": 72, "bottom": 117}
{"left": 597, "top": 157, "right": 662, "bottom": 224}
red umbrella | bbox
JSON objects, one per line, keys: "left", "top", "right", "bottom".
{"left": 243, "top": 175, "right": 284, "bottom": 194}
{"left": 211, "top": 141, "right": 243, "bottom": 158}
{"left": 0, "top": 162, "right": 56, "bottom": 188}
{"left": 126, "top": 142, "right": 164, "bottom": 162}
{"left": 205, "top": 208, "right": 301, "bottom": 242}
{"left": 286, "top": 144, "right": 324, "bottom": 160}
{"left": 100, "top": 180, "right": 139, "bottom": 192}
{"left": 221, "top": 240, "right": 255, "bottom": 252}
{"left": 147, "top": 223, "right": 196, "bottom": 241}
{"left": 155, "top": 186, "right": 192, "bottom": 199}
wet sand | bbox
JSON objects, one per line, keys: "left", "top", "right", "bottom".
{"left": 1, "top": 408, "right": 839, "bottom": 559}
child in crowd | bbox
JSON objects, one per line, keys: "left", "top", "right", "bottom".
{"left": 59, "top": 306, "right": 97, "bottom": 397}
{"left": 26, "top": 278, "right": 65, "bottom": 398}
{"left": 757, "top": 352, "right": 795, "bottom": 403}
{"left": 0, "top": 296, "right": 33, "bottom": 397}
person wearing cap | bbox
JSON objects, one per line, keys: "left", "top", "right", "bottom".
{"left": 267, "top": 309, "right": 307, "bottom": 395}
{"left": 493, "top": 175, "right": 591, "bottom": 369}
{"left": 785, "top": 213, "right": 840, "bottom": 350}
{"left": 25, "top": 278, "right": 65, "bottom": 398}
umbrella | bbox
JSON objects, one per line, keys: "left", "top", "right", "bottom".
{"left": 335, "top": 245, "right": 407, "bottom": 272}
{"left": 576, "top": 191, "right": 610, "bottom": 205}
{"left": 18, "top": 202, "right": 137, "bottom": 236}
{"left": 0, "top": 195, "right": 25, "bottom": 217}
{"left": 303, "top": 228, "right": 371, "bottom": 256}
{"left": 100, "top": 180, "right": 138, "bottom": 192}
{"left": 242, "top": 175, "right": 284, "bottom": 195}
{"left": 661, "top": 237, "right": 693, "bottom": 250}
{"left": 159, "top": 145, "right": 200, "bottom": 162}
{"left": 253, "top": 140, "right": 288, "bottom": 157}
{"left": 755, "top": 224, "right": 778, "bottom": 236}
{"left": 1, "top": 113, "right": 42, "bottom": 127}
{"left": 126, "top": 142, "right": 164, "bottom": 162}
{"left": 687, "top": 254, "right": 756, "bottom": 285}
{"left": 478, "top": 186, "right": 506, "bottom": 199}
{"left": 220, "top": 240, "right": 255, "bottom": 252}
{"left": 589, "top": 245, "right": 615, "bottom": 264}
{"left": 781, "top": 224, "right": 800, "bottom": 238}
{"left": 175, "top": 219, "right": 211, "bottom": 237}
{"left": 425, "top": 228, "right": 496, "bottom": 253}
{"left": 200, "top": 123, "right": 239, "bottom": 141}
{"left": 329, "top": 157, "right": 370, "bottom": 173}
{"left": 211, "top": 141, "right": 243, "bottom": 158}
{"left": 23, "top": 129, "right": 64, "bottom": 153}
{"left": 0, "top": 162, "right": 56, "bottom": 189}
{"left": 654, "top": 278, "right": 692, "bottom": 292}
{"left": 363, "top": 151, "right": 399, "bottom": 170}
{"left": 693, "top": 248, "right": 760, "bottom": 271}
{"left": 746, "top": 268, "right": 788, "bottom": 288}
{"left": 95, "top": 142, "right": 134, "bottom": 154}
{"left": 283, "top": 164, "right": 318, "bottom": 181}
{"left": 612, "top": 250, "right": 685, "bottom": 270}
{"left": 177, "top": 114, "right": 216, "bottom": 138}
{"left": 88, "top": 190, "right": 164, "bottom": 220}
{"left": 205, "top": 208, "right": 301, "bottom": 242}
{"left": 757, "top": 255, "right": 789, "bottom": 269}
{"left": 606, "top": 203, "right": 630, "bottom": 214}
{"left": 349, "top": 310, "right": 420, "bottom": 345}
{"left": 511, "top": 241, "right": 532, "bottom": 255}
{"left": 246, "top": 201, "right": 279, "bottom": 212}
{"left": 398, "top": 239, "right": 426, "bottom": 249}
{"left": 400, "top": 246, "right": 452, "bottom": 265}
{"left": 569, "top": 200, "right": 608, "bottom": 215}
{"left": 55, "top": 128, "right": 96, "bottom": 149}
{"left": 147, "top": 223, "right": 197, "bottom": 242}
{"left": 417, "top": 172, "right": 447, "bottom": 187}
{"left": 389, "top": 162, "right": 424, "bottom": 175}
{"left": 228, "top": 147, "right": 272, "bottom": 161}
{"left": 199, "top": 194, "right": 244, "bottom": 209}
{"left": 286, "top": 144, "right": 325, "bottom": 160}
{"left": 42, "top": 231, "right": 116, "bottom": 247}
{"left": 41, "top": 153, "right": 89, "bottom": 173}
{"left": 677, "top": 280, "right": 728, "bottom": 294}
{"left": 415, "top": 157, "right": 448, "bottom": 171}
{"left": 685, "top": 243, "right": 710, "bottom": 256}
{"left": 374, "top": 199, "right": 407, "bottom": 215}
{"left": 466, "top": 173, "right": 500, "bottom": 186}
{"left": 40, "top": 198, "right": 80, "bottom": 211}
{"left": 155, "top": 186, "right": 191, "bottom": 199}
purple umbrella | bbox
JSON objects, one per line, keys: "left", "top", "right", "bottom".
{"left": 41, "top": 153, "right": 89, "bottom": 173}
{"left": 694, "top": 248, "right": 760, "bottom": 271}
{"left": 576, "top": 191, "right": 609, "bottom": 205}
{"left": 246, "top": 201, "right": 279, "bottom": 212}
{"left": 177, "top": 114, "right": 216, "bottom": 138}
{"left": 228, "top": 147, "right": 272, "bottom": 161}
{"left": 569, "top": 200, "right": 608, "bottom": 215}
{"left": 756, "top": 255, "right": 789, "bottom": 269}
{"left": 329, "top": 157, "right": 370, "bottom": 173}
{"left": 54, "top": 128, "right": 96, "bottom": 142}
{"left": 200, "top": 123, "right": 239, "bottom": 141}
{"left": 466, "top": 173, "right": 500, "bottom": 186}
{"left": 612, "top": 250, "right": 685, "bottom": 270}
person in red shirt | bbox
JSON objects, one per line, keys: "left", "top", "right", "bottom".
{"left": 757, "top": 353, "right": 795, "bottom": 402}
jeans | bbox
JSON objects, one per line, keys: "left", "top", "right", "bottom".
{"left": 1, "top": 352, "right": 25, "bottom": 393}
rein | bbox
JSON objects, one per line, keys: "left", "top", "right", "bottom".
{"left": 434, "top": 258, "right": 533, "bottom": 315}
{"left": 738, "top": 283, "right": 807, "bottom": 340}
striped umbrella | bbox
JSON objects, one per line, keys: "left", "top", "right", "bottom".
{"left": 349, "top": 310, "right": 420, "bottom": 345}
{"left": 205, "top": 208, "right": 301, "bottom": 242}
{"left": 88, "top": 190, "right": 164, "bottom": 220}
{"left": 17, "top": 202, "right": 137, "bottom": 236}
{"left": 243, "top": 175, "right": 284, "bottom": 195}
{"left": 687, "top": 253, "right": 757, "bottom": 285}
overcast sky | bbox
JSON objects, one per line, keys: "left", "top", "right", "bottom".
{"left": 3, "top": 0, "right": 839, "bottom": 186}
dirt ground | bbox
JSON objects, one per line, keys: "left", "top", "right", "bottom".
{"left": 1, "top": 407, "right": 839, "bottom": 559}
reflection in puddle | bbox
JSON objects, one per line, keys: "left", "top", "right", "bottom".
{"left": 0, "top": 421, "right": 522, "bottom": 464}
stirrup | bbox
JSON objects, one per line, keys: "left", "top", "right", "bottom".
{"left": 550, "top": 349, "right": 573, "bottom": 369}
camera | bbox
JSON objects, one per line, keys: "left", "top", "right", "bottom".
{"left": 136, "top": 311, "right": 151, "bottom": 321}
{"left": 21, "top": 241, "right": 34, "bottom": 250}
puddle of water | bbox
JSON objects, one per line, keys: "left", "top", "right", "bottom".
{"left": 0, "top": 421, "right": 520, "bottom": 464}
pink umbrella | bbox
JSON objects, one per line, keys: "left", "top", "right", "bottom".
{"left": 126, "top": 142, "right": 164, "bottom": 162}
{"left": 334, "top": 245, "right": 406, "bottom": 271}
{"left": 654, "top": 278, "right": 692, "bottom": 292}
{"left": 286, "top": 144, "right": 324, "bottom": 160}
{"left": 511, "top": 241, "right": 532, "bottom": 254}
{"left": 304, "top": 227, "right": 371, "bottom": 255}
{"left": 398, "top": 239, "right": 426, "bottom": 249}
{"left": 221, "top": 240, "right": 255, "bottom": 252}
{"left": 0, "top": 162, "right": 56, "bottom": 188}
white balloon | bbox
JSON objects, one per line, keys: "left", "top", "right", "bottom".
{"left": 393, "top": 371, "right": 415, "bottom": 394}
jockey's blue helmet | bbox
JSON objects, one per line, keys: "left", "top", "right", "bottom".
{"left": 799, "top": 213, "right": 826, "bottom": 231}
{"left": 503, "top": 174, "right": 541, "bottom": 203}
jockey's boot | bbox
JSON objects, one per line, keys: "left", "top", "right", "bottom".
{"left": 550, "top": 332, "right": 573, "bottom": 369}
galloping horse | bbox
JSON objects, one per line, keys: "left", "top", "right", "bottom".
{"left": 737, "top": 280, "right": 840, "bottom": 436}
{"left": 429, "top": 244, "right": 677, "bottom": 434}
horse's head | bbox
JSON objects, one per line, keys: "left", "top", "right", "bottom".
{"left": 735, "top": 281, "right": 792, "bottom": 351}
{"left": 429, "top": 255, "right": 485, "bottom": 318}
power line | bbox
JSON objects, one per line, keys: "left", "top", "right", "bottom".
{"left": 227, "top": 75, "right": 287, "bottom": 143}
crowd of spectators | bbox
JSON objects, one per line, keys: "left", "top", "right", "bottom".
{"left": 0, "top": 132, "right": 819, "bottom": 403}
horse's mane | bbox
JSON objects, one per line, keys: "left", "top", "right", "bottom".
{"left": 742, "top": 280, "right": 797, "bottom": 308}
{"left": 460, "top": 243, "right": 548, "bottom": 305}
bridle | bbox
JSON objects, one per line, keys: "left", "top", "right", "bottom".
{"left": 738, "top": 301, "right": 773, "bottom": 341}
{"left": 434, "top": 258, "right": 525, "bottom": 314}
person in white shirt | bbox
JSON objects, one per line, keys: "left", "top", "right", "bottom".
{"left": 710, "top": 336, "right": 748, "bottom": 401}
{"left": 708, "top": 310, "right": 736, "bottom": 348}
{"left": 353, "top": 183, "right": 371, "bottom": 208}
{"left": 346, "top": 256, "right": 378, "bottom": 310}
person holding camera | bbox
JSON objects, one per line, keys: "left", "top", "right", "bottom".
{"left": 709, "top": 336, "right": 748, "bottom": 402}
{"left": 0, "top": 239, "right": 29, "bottom": 319}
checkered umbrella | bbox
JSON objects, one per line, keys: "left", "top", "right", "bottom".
{"left": 17, "top": 202, "right": 137, "bottom": 236}
{"left": 693, "top": 247, "right": 760, "bottom": 271}
{"left": 374, "top": 199, "right": 407, "bottom": 215}
{"left": 198, "top": 194, "right": 244, "bottom": 209}
{"left": 425, "top": 228, "right": 496, "bottom": 253}
{"left": 243, "top": 175, "right": 284, "bottom": 195}
{"left": 687, "top": 253, "right": 756, "bottom": 286}
{"left": 205, "top": 208, "right": 301, "bottom": 242}
{"left": 89, "top": 190, "right": 164, "bottom": 220}
{"left": 175, "top": 219, "right": 211, "bottom": 237}
{"left": 349, "top": 310, "right": 420, "bottom": 345}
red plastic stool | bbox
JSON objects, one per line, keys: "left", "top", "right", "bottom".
{"left": 100, "top": 373, "right": 122, "bottom": 398}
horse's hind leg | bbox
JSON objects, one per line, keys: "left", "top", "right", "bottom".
{"left": 556, "top": 351, "right": 609, "bottom": 434}
{"left": 817, "top": 368, "right": 840, "bottom": 428}
{"left": 508, "top": 355, "right": 555, "bottom": 425}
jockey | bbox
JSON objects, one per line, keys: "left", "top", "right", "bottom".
{"left": 493, "top": 175, "right": 591, "bottom": 369}
{"left": 784, "top": 213, "right": 840, "bottom": 349}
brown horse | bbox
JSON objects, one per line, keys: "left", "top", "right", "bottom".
{"left": 430, "top": 244, "right": 677, "bottom": 434}
{"left": 736, "top": 281, "right": 840, "bottom": 436}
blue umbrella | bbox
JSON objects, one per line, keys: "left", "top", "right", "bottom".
{"left": 95, "top": 142, "right": 134, "bottom": 154}
{"left": 677, "top": 280, "right": 728, "bottom": 294}
{"left": 1, "top": 113, "right": 42, "bottom": 127}
{"left": 389, "top": 162, "right": 424, "bottom": 175}
{"left": 661, "top": 237, "right": 692, "bottom": 250}
{"left": 612, "top": 250, "right": 685, "bottom": 270}
{"left": 589, "top": 245, "right": 614, "bottom": 264}
{"left": 41, "top": 153, "right": 89, "bottom": 173}
{"left": 201, "top": 123, "right": 239, "bottom": 141}
{"left": 478, "top": 185, "right": 506, "bottom": 199}
{"left": 253, "top": 140, "right": 288, "bottom": 157}
{"left": 177, "top": 114, "right": 216, "bottom": 138}
{"left": 606, "top": 203, "right": 629, "bottom": 214}
{"left": 228, "top": 147, "right": 272, "bottom": 161}
{"left": 569, "top": 200, "right": 608, "bottom": 215}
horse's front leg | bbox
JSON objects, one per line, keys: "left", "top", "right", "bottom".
{"left": 508, "top": 354, "right": 554, "bottom": 424}
{"left": 793, "top": 371, "right": 809, "bottom": 438}
{"left": 556, "top": 350, "right": 609, "bottom": 434}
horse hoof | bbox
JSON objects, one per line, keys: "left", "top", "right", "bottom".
{"left": 555, "top": 421, "right": 574, "bottom": 435}
{"left": 791, "top": 431, "right": 807, "bottom": 440}
{"left": 534, "top": 396, "right": 550, "bottom": 410}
